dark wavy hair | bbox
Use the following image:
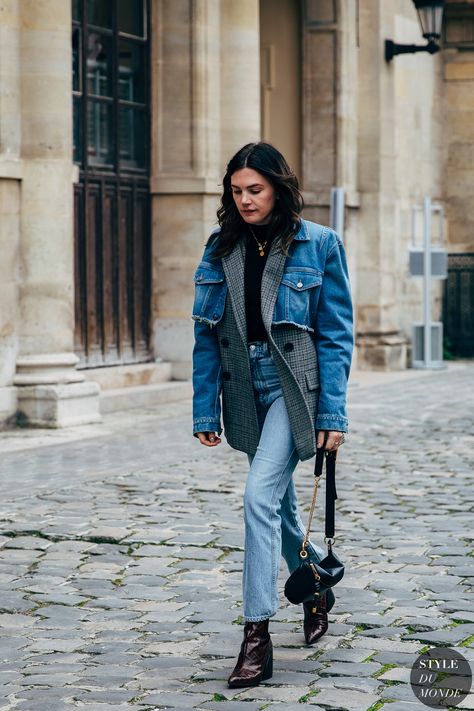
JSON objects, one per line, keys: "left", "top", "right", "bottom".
{"left": 208, "top": 142, "right": 304, "bottom": 259}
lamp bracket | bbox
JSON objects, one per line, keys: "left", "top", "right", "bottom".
{"left": 385, "top": 39, "right": 441, "bottom": 62}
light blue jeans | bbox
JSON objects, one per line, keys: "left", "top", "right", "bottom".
{"left": 243, "top": 340, "right": 325, "bottom": 622}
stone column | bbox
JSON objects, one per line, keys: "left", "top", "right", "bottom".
{"left": 0, "top": 0, "right": 21, "bottom": 423}
{"left": 355, "top": 0, "right": 407, "bottom": 370}
{"left": 14, "top": 0, "right": 100, "bottom": 426}
{"left": 300, "top": 0, "right": 360, "bottom": 366}
{"left": 219, "top": 0, "right": 261, "bottom": 160}
{"left": 150, "top": 0, "right": 260, "bottom": 379}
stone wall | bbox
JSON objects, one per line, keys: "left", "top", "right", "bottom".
{"left": 355, "top": 0, "right": 444, "bottom": 368}
{"left": 391, "top": 5, "right": 444, "bottom": 347}
{"left": 442, "top": 3, "right": 474, "bottom": 254}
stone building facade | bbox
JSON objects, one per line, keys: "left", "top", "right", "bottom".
{"left": 0, "top": 0, "right": 472, "bottom": 427}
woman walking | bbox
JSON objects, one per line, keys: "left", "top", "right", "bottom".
{"left": 191, "top": 142, "right": 353, "bottom": 688}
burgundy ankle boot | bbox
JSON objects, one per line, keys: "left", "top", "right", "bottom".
{"left": 227, "top": 619, "right": 273, "bottom": 688}
{"left": 303, "top": 594, "right": 328, "bottom": 644}
{"left": 303, "top": 587, "right": 335, "bottom": 645}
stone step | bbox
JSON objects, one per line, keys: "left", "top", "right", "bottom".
{"left": 83, "top": 362, "right": 173, "bottom": 390}
{"left": 99, "top": 380, "right": 192, "bottom": 414}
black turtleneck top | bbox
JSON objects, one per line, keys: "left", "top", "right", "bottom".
{"left": 244, "top": 223, "right": 276, "bottom": 343}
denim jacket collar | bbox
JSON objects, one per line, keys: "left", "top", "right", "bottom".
{"left": 293, "top": 220, "right": 310, "bottom": 241}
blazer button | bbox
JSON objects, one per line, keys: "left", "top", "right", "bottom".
{"left": 221, "top": 337, "right": 229, "bottom": 347}
{"left": 284, "top": 342, "right": 294, "bottom": 352}
{"left": 222, "top": 371, "right": 231, "bottom": 380}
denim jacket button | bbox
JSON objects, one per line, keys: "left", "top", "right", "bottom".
{"left": 296, "top": 281, "right": 303, "bottom": 288}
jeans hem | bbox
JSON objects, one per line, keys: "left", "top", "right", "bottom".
{"left": 244, "top": 611, "right": 276, "bottom": 623}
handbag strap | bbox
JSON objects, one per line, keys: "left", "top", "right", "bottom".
{"left": 320, "top": 447, "right": 338, "bottom": 540}
{"left": 300, "top": 444, "right": 338, "bottom": 559}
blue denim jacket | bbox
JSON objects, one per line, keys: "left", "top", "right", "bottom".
{"left": 192, "top": 219, "right": 354, "bottom": 435}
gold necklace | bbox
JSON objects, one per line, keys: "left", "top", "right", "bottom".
{"left": 248, "top": 226, "right": 268, "bottom": 257}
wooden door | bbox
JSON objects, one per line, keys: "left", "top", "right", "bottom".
{"left": 72, "top": 0, "right": 152, "bottom": 366}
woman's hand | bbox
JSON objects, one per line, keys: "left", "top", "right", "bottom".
{"left": 195, "top": 431, "right": 222, "bottom": 447}
{"left": 317, "top": 430, "right": 345, "bottom": 452}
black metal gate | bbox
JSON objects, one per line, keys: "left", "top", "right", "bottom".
{"left": 443, "top": 253, "right": 474, "bottom": 357}
{"left": 72, "top": 0, "right": 152, "bottom": 367}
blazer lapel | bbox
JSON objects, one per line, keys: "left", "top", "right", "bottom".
{"left": 261, "top": 239, "right": 288, "bottom": 333}
{"left": 222, "top": 236, "right": 247, "bottom": 344}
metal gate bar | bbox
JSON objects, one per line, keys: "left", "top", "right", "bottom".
{"left": 443, "top": 253, "right": 474, "bottom": 358}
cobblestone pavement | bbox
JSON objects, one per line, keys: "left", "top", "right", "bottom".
{"left": 0, "top": 363, "right": 473, "bottom": 711}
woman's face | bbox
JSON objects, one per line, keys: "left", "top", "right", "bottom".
{"left": 230, "top": 168, "right": 276, "bottom": 225}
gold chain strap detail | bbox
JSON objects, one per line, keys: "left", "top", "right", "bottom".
{"left": 299, "top": 474, "right": 321, "bottom": 559}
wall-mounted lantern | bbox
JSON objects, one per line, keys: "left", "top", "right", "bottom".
{"left": 385, "top": 0, "right": 444, "bottom": 62}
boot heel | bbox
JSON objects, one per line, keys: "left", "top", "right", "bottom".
{"left": 262, "top": 643, "right": 273, "bottom": 681}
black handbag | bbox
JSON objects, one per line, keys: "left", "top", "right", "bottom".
{"left": 284, "top": 442, "right": 345, "bottom": 605}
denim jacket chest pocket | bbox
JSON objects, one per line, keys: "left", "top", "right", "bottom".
{"left": 272, "top": 268, "right": 322, "bottom": 332}
{"left": 192, "top": 262, "right": 228, "bottom": 327}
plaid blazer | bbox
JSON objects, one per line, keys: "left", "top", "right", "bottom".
{"left": 217, "top": 237, "right": 320, "bottom": 461}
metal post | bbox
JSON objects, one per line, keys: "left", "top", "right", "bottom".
{"left": 330, "top": 187, "right": 345, "bottom": 239}
{"left": 409, "top": 199, "right": 446, "bottom": 369}
{"left": 423, "top": 196, "right": 432, "bottom": 367}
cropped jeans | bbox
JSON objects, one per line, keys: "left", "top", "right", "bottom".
{"left": 243, "top": 340, "right": 325, "bottom": 622}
